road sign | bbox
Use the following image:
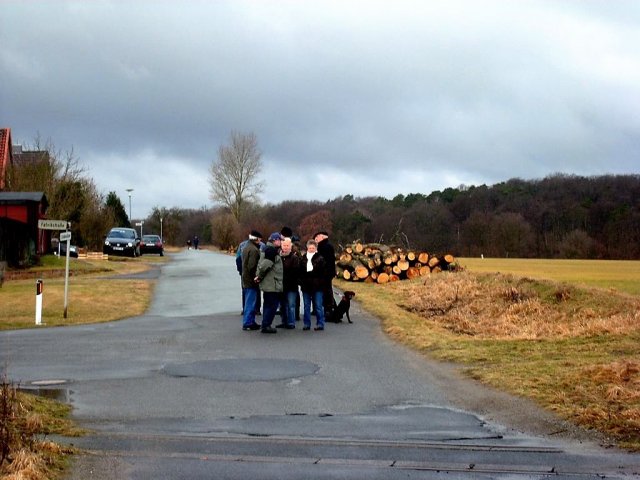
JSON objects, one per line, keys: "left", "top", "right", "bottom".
{"left": 135, "top": 222, "right": 142, "bottom": 227}
{"left": 38, "top": 219, "right": 69, "bottom": 230}
{"left": 60, "top": 232, "right": 72, "bottom": 241}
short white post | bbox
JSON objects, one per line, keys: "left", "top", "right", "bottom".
{"left": 63, "top": 237, "right": 70, "bottom": 319}
{"left": 35, "top": 279, "right": 43, "bottom": 325}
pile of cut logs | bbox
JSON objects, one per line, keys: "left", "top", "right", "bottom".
{"left": 335, "top": 242, "right": 457, "bottom": 284}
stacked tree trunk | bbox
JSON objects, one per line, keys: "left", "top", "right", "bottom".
{"left": 335, "top": 242, "right": 457, "bottom": 284}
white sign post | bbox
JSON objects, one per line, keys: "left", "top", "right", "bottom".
{"left": 35, "top": 279, "right": 43, "bottom": 325}
{"left": 60, "top": 231, "right": 71, "bottom": 318}
{"left": 38, "top": 220, "right": 71, "bottom": 319}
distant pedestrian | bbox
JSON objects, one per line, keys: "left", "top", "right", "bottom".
{"left": 276, "top": 236, "right": 300, "bottom": 329}
{"left": 314, "top": 231, "right": 336, "bottom": 317}
{"left": 300, "top": 239, "right": 326, "bottom": 331}
{"left": 255, "top": 232, "right": 283, "bottom": 334}
{"left": 193, "top": 235, "right": 199, "bottom": 250}
{"left": 186, "top": 238, "right": 192, "bottom": 250}
{"left": 241, "top": 230, "right": 262, "bottom": 331}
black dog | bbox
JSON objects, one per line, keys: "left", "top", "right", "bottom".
{"left": 327, "top": 291, "right": 356, "bottom": 323}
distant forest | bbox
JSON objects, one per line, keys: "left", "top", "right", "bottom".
{"left": 247, "top": 174, "right": 640, "bottom": 259}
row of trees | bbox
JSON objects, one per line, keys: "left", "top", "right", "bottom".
{"left": 7, "top": 134, "right": 241, "bottom": 251}
{"left": 203, "top": 134, "right": 639, "bottom": 259}
{"left": 208, "top": 174, "right": 640, "bottom": 260}
{"left": 8, "top": 136, "right": 120, "bottom": 250}
{"left": 8, "top": 133, "right": 639, "bottom": 259}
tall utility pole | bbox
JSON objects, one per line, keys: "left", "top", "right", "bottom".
{"left": 126, "top": 188, "right": 134, "bottom": 224}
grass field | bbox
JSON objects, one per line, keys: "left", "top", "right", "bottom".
{"left": 0, "top": 255, "right": 162, "bottom": 329}
{"left": 459, "top": 257, "right": 640, "bottom": 295}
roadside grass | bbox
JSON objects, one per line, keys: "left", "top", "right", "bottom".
{"left": 1, "top": 376, "right": 82, "bottom": 480}
{"left": 0, "top": 255, "right": 162, "bottom": 330}
{"left": 337, "top": 265, "right": 640, "bottom": 450}
{"left": 459, "top": 257, "right": 640, "bottom": 295}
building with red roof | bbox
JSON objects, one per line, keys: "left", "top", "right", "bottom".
{"left": 0, "top": 127, "right": 12, "bottom": 190}
{"left": 0, "top": 128, "right": 51, "bottom": 266}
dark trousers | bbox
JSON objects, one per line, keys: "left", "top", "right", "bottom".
{"left": 279, "top": 289, "right": 300, "bottom": 322}
{"left": 261, "top": 292, "right": 280, "bottom": 329}
{"left": 322, "top": 279, "right": 335, "bottom": 315}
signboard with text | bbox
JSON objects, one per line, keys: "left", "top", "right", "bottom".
{"left": 38, "top": 219, "right": 69, "bottom": 230}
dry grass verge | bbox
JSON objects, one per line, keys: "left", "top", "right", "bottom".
{"left": 401, "top": 272, "right": 638, "bottom": 339}
{"left": 0, "top": 256, "right": 160, "bottom": 330}
{"left": 339, "top": 271, "right": 640, "bottom": 450}
{"left": 1, "top": 376, "right": 81, "bottom": 479}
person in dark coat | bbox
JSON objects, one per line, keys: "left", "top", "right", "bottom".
{"left": 300, "top": 239, "right": 326, "bottom": 331}
{"left": 237, "top": 237, "right": 262, "bottom": 316}
{"left": 276, "top": 236, "right": 300, "bottom": 329}
{"left": 280, "top": 226, "right": 301, "bottom": 320}
{"left": 241, "top": 230, "right": 262, "bottom": 330}
{"left": 314, "top": 231, "right": 336, "bottom": 316}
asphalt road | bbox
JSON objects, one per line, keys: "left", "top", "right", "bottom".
{"left": 2, "top": 250, "right": 639, "bottom": 479}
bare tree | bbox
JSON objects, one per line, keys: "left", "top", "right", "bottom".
{"left": 209, "top": 131, "right": 264, "bottom": 222}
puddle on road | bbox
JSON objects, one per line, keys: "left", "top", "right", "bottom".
{"left": 19, "top": 386, "right": 72, "bottom": 402}
{"left": 18, "top": 379, "right": 72, "bottom": 402}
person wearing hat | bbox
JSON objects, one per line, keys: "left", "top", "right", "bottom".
{"left": 255, "top": 232, "right": 284, "bottom": 334}
{"left": 241, "top": 230, "right": 263, "bottom": 331}
{"left": 314, "top": 230, "right": 336, "bottom": 317}
{"left": 236, "top": 233, "right": 262, "bottom": 316}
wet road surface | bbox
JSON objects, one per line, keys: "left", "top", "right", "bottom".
{"left": 2, "top": 250, "right": 639, "bottom": 479}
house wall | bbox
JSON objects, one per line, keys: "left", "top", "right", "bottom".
{"left": 0, "top": 196, "right": 49, "bottom": 266}
{"left": 0, "top": 204, "right": 28, "bottom": 223}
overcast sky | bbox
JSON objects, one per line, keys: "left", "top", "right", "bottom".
{"left": 2, "top": 1, "right": 639, "bottom": 218}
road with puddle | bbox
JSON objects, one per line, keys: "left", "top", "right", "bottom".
{"left": 2, "top": 249, "right": 638, "bottom": 479}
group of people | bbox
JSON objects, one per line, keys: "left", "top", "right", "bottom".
{"left": 236, "top": 227, "right": 335, "bottom": 334}
{"left": 186, "top": 235, "right": 200, "bottom": 250}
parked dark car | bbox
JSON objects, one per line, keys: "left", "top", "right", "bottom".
{"left": 140, "top": 234, "right": 164, "bottom": 256}
{"left": 59, "top": 242, "right": 78, "bottom": 258}
{"left": 103, "top": 227, "right": 141, "bottom": 257}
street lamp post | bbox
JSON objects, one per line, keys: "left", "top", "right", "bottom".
{"left": 126, "top": 188, "right": 134, "bottom": 225}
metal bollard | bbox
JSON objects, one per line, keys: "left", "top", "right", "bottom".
{"left": 35, "top": 279, "right": 43, "bottom": 325}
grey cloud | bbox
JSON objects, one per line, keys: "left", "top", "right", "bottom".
{"left": 2, "top": 1, "right": 639, "bottom": 216}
